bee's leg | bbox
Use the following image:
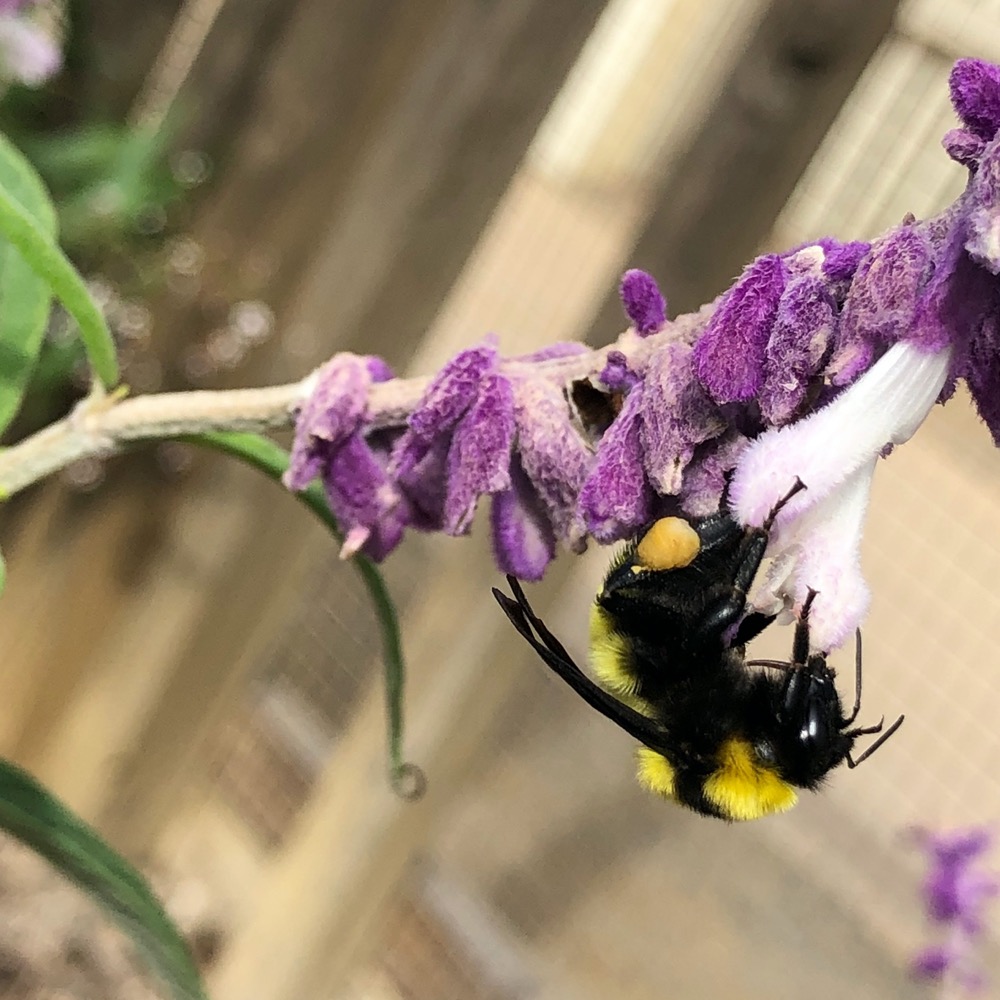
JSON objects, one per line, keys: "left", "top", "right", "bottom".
{"left": 732, "top": 610, "right": 776, "bottom": 648}
{"left": 791, "top": 588, "right": 817, "bottom": 665}
{"left": 693, "top": 480, "right": 807, "bottom": 644}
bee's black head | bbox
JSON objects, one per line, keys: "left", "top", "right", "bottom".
{"left": 748, "top": 632, "right": 904, "bottom": 790}
{"left": 765, "top": 656, "right": 853, "bottom": 788}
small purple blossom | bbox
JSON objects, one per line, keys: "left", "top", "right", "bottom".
{"left": 619, "top": 269, "right": 666, "bottom": 336}
{"left": 911, "top": 827, "right": 998, "bottom": 993}
{"left": 0, "top": 2, "right": 61, "bottom": 86}
{"left": 284, "top": 56, "right": 1000, "bottom": 646}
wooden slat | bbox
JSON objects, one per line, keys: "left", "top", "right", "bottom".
{"left": 585, "top": 0, "right": 901, "bottom": 328}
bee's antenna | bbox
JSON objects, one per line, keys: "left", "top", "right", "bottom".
{"left": 843, "top": 629, "right": 863, "bottom": 726}
{"left": 846, "top": 714, "right": 905, "bottom": 768}
{"left": 745, "top": 658, "right": 793, "bottom": 672}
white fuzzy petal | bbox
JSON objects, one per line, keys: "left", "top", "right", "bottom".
{"left": 730, "top": 342, "right": 950, "bottom": 531}
{"left": 754, "top": 458, "right": 876, "bottom": 651}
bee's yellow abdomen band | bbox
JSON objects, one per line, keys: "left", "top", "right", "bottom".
{"left": 635, "top": 517, "right": 701, "bottom": 571}
{"left": 636, "top": 747, "right": 676, "bottom": 799}
{"left": 703, "top": 737, "right": 798, "bottom": 821}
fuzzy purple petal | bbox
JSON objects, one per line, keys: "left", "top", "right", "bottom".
{"left": 285, "top": 354, "right": 372, "bottom": 491}
{"left": 408, "top": 342, "right": 498, "bottom": 442}
{"left": 640, "top": 341, "right": 725, "bottom": 494}
{"left": 822, "top": 240, "right": 871, "bottom": 282}
{"left": 828, "top": 226, "right": 932, "bottom": 384}
{"left": 515, "top": 342, "right": 590, "bottom": 362}
{"left": 443, "top": 373, "right": 516, "bottom": 535}
{"left": 324, "top": 434, "right": 407, "bottom": 560}
{"left": 950, "top": 59, "right": 1000, "bottom": 143}
{"left": 967, "top": 136, "right": 1000, "bottom": 274}
{"left": 694, "top": 254, "right": 788, "bottom": 404}
{"left": 944, "top": 127, "right": 988, "bottom": 169}
{"left": 579, "top": 386, "right": 655, "bottom": 542}
{"left": 759, "top": 276, "right": 836, "bottom": 425}
{"left": 967, "top": 313, "right": 1000, "bottom": 444}
{"left": 679, "top": 432, "right": 747, "bottom": 517}
{"left": 490, "top": 458, "right": 557, "bottom": 580}
{"left": 513, "top": 377, "right": 592, "bottom": 550}
{"left": 391, "top": 433, "right": 449, "bottom": 531}
{"left": 619, "top": 269, "right": 666, "bottom": 336}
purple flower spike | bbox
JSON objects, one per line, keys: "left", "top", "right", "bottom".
{"left": 759, "top": 276, "right": 836, "bottom": 425}
{"left": 490, "top": 459, "right": 557, "bottom": 580}
{"left": 911, "top": 826, "right": 998, "bottom": 992}
{"left": 443, "top": 373, "right": 516, "bottom": 535}
{"left": 284, "top": 353, "right": 375, "bottom": 492}
{"left": 640, "top": 341, "right": 725, "bottom": 495}
{"left": 619, "top": 269, "right": 666, "bottom": 336}
{"left": 950, "top": 59, "right": 1000, "bottom": 142}
{"left": 693, "top": 254, "right": 788, "bottom": 403}
{"left": 579, "top": 386, "right": 655, "bottom": 542}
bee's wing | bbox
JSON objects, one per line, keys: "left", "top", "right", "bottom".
{"left": 493, "top": 576, "right": 669, "bottom": 751}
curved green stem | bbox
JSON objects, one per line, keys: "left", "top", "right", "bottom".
{"left": 182, "top": 431, "right": 422, "bottom": 797}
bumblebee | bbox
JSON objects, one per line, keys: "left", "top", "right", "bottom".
{"left": 492, "top": 483, "right": 903, "bottom": 821}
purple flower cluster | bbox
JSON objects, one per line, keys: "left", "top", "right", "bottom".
{"left": 286, "top": 58, "right": 1000, "bottom": 646}
{"left": 911, "top": 827, "right": 998, "bottom": 992}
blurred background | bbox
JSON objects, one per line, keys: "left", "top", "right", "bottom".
{"left": 0, "top": 0, "right": 997, "bottom": 997}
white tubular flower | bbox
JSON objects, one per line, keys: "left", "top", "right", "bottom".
{"left": 730, "top": 342, "right": 952, "bottom": 650}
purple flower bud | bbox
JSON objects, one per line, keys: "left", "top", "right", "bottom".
{"left": 950, "top": 58, "right": 1000, "bottom": 143}
{"left": 579, "top": 385, "right": 655, "bottom": 542}
{"left": 490, "top": 458, "right": 557, "bottom": 580}
{"left": 619, "top": 269, "right": 666, "bottom": 336}
{"left": 443, "top": 373, "right": 515, "bottom": 534}
{"left": 944, "top": 127, "right": 988, "bottom": 169}
{"left": 693, "top": 254, "right": 788, "bottom": 403}
{"left": 759, "top": 276, "right": 835, "bottom": 425}
{"left": 640, "top": 341, "right": 725, "bottom": 495}
{"left": 599, "top": 350, "right": 641, "bottom": 392}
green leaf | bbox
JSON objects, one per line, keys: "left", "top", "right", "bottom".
{"left": 183, "top": 430, "right": 423, "bottom": 797}
{"left": 0, "top": 131, "right": 57, "bottom": 434}
{"left": 0, "top": 132, "right": 119, "bottom": 390}
{"left": 0, "top": 757, "right": 207, "bottom": 1000}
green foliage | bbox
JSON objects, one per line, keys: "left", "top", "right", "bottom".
{"left": 0, "top": 130, "right": 119, "bottom": 390}
{"left": 0, "top": 757, "right": 207, "bottom": 1000}
{"left": 0, "top": 131, "right": 56, "bottom": 433}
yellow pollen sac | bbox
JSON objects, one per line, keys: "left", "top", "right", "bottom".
{"left": 703, "top": 737, "right": 798, "bottom": 822}
{"left": 634, "top": 517, "right": 701, "bottom": 571}
{"left": 635, "top": 747, "right": 676, "bottom": 799}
